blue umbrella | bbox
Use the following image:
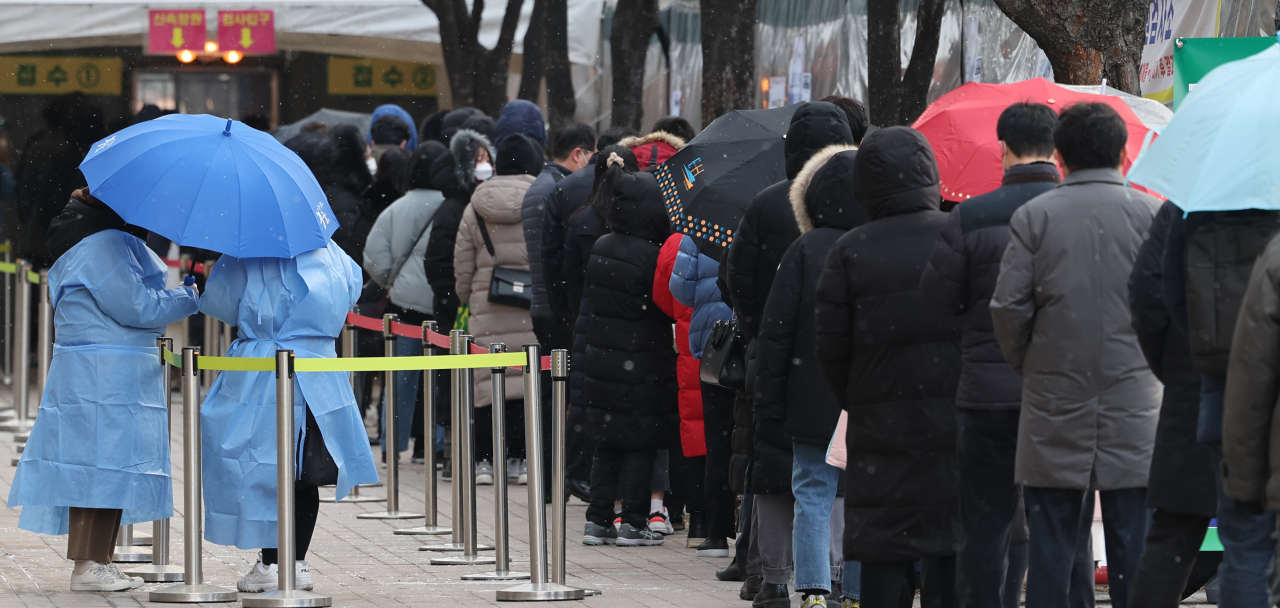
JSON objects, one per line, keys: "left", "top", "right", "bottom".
{"left": 79, "top": 114, "right": 337, "bottom": 258}
{"left": 1127, "top": 38, "right": 1280, "bottom": 212}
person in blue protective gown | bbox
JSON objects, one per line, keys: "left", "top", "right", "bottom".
{"left": 8, "top": 188, "right": 200, "bottom": 592}
{"left": 198, "top": 238, "right": 378, "bottom": 593}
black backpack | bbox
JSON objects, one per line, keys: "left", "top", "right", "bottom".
{"left": 1185, "top": 210, "right": 1280, "bottom": 373}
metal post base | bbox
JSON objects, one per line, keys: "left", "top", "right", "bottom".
{"left": 242, "top": 589, "right": 332, "bottom": 607}
{"left": 496, "top": 582, "right": 586, "bottom": 601}
{"left": 13, "top": 431, "right": 27, "bottom": 443}
{"left": 112, "top": 548, "right": 154, "bottom": 563}
{"left": 355, "top": 510, "right": 424, "bottom": 520}
{"left": 132, "top": 531, "right": 152, "bottom": 546}
{"left": 431, "top": 553, "right": 496, "bottom": 566}
{"left": 124, "top": 563, "right": 185, "bottom": 582}
{"left": 462, "top": 569, "right": 530, "bottom": 581}
{"left": 419, "top": 542, "right": 493, "bottom": 552}
{"left": 150, "top": 583, "right": 239, "bottom": 603}
{"left": 14, "top": 444, "right": 22, "bottom": 454}
{"left": 393, "top": 525, "right": 451, "bottom": 536}
{"left": 320, "top": 494, "right": 385, "bottom": 503}
{"left": 0, "top": 419, "right": 33, "bottom": 432}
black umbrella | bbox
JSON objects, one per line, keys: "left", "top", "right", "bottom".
{"left": 655, "top": 105, "right": 799, "bottom": 261}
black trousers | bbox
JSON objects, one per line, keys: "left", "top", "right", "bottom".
{"left": 684, "top": 455, "right": 707, "bottom": 518}
{"left": 701, "top": 382, "right": 737, "bottom": 539}
{"left": 1128, "top": 509, "right": 1211, "bottom": 608}
{"left": 567, "top": 405, "right": 593, "bottom": 483}
{"left": 861, "top": 556, "right": 956, "bottom": 608}
{"left": 261, "top": 483, "right": 320, "bottom": 564}
{"left": 587, "top": 443, "right": 657, "bottom": 529}
{"left": 474, "top": 399, "right": 527, "bottom": 463}
{"left": 956, "top": 408, "right": 1028, "bottom": 608}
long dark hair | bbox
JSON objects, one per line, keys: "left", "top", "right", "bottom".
{"left": 574, "top": 145, "right": 639, "bottom": 223}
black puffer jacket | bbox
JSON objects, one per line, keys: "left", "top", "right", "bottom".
{"left": 323, "top": 125, "right": 375, "bottom": 264}
{"left": 728, "top": 101, "right": 853, "bottom": 342}
{"left": 566, "top": 207, "right": 603, "bottom": 411}
{"left": 815, "top": 127, "right": 962, "bottom": 562}
{"left": 581, "top": 173, "right": 677, "bottom": 450}
{"left": 1129, "top": 201, "right": 1216, "bottom": 517}
{"left": 422, "top": 129, "right": 492, "bottom": 322}
{"left": 919, "top": 162, "right": 1060, "bottom": 410}
{"left": 541, "top": 164, "right": 596, "bottom": 332}
{"left": 521, "top": 161, "right": 573, "bottom": 347}
{"left": 751, "top": 145, "right": 865, "bottom": 495}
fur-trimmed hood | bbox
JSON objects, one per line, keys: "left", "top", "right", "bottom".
{"left": 429, "top": 128, "right": 494, "bottom": 200}
{"left": 789, "top": 144, "right": 866, "bottom": 233}
{"left": 619, "top": 131, "right": 686, "bottom": 171}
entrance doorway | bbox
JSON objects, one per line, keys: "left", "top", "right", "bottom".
{"left": 132, "top": 68, "right": 278, "bottom": 127}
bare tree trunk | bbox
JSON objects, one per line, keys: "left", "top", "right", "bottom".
{"left": 700, "top": 0, "right": 757, "bottom": 128}
{"left": 544, "top": 0, "right": 577, "bottom": 128}
{"left": 517, "top": 0, "right": 546, "bottom": 102}
{"left": 420, "top": 0, "right": 526, "bottom": 116}
{"left": 868, "top": 0, "right": 946, "bottom": 125}
{"left": 611, "top": 0, "right": 658, "bottom": 130}
{"left": 992, "top": 0, "right": 1148, "bottom": 94}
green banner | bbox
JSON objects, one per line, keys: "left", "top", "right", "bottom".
{"left": 1174, "top": 37, "right": 1277, "bottom": 109}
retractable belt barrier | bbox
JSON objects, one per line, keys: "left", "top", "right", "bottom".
{"left": 0, "top": 261, "right": 42, "bottom": 285}
{"left": 345, "top": 312, "right": 552, "bottom": 371}
{"left": 162, "top": 347, "right": 527, "bottom": 372}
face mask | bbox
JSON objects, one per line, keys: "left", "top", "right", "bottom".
{"left": 366, "top": 157, "right": 378, "bottom": 176}
{"left": 474, "top": 162, "right": 494, "bottom": 182}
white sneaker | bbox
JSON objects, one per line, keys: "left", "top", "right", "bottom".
{"left": 296, "top": 559, "right": 313, "bottom": 591}
{"left": 517, "top": 461, "right": 528, "bottom": 485}
{"left": 237, "top": 555, "right": 278, "bottom": 593}
{"left": 104, "top": 564, "right": 145, "bottom": 589}
{"left": 70, "top": 562, "right": 137, "bottom": 592}
{"left": 476, "top": 460, "right": 495, "bottom": 485}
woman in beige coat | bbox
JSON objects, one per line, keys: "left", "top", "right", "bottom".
{"left": 454, "top": 133, "right": 544, "bottom": 483}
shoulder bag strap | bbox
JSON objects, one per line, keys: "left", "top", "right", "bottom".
{"left": 473, "top": 210, "right": 498, "bottom": 259}
{"left": 388, "top": 201, "right": 443, "bottom": 287}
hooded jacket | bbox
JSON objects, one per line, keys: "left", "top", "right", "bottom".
{"left": 619, "top": 131, "right": 685, "bottom": 171}
{"left": 1129, "top": 201, "right": 1216, "bottom": 517}
{"left": 815, "top": 127, "right": 961, "bottom": 561}
{"left": 522, "top": 160, "right": 573, "bottom": 346}
{"left": 423, "top": 129, "right": 492, "bottom": 323}
{"left": 454, "top": 135, "right": 539, "bottom": 407}
{"left": 46, "top": 190, "right": 149, "bottom": 262}
{"left": 728, "top": 101, "right": 853, "bottom": 342}
{"left": 323, "top": 125, "right": 376, "bottom": 264}
{"left": 919, "top": 162, "right": 1061, "bottom": 410}
{"left": 495, "top": 100, "right": 547, "bottom": 148}
{"left": 581, "top": 172, "right": 677, "bottom": 450}
{"left": 540, "top": 164, "right": 596, "bottom": 330}
{"left": 991, "top": 167, "right": 1161, "bottom": 491}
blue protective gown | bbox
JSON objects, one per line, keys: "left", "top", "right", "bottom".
{"left": 199, "top": 240, "right": 378, "bottom": 550}
{"left": 9, "top": 229, "right": 199, "bottom": 534}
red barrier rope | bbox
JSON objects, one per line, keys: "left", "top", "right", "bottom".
{"left": 345, "top": 312, "right": 552, "bottom": 371}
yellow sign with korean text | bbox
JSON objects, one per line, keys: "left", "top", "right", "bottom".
{"left": 0, "top": 56, "right": 122, "bottom": 95}
{"left": 327, "top": 57, "right": 437, "bottom": 96}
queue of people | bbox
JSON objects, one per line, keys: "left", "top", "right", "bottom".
{"left": 9, "top": 90, "right": 1280, "bottom": 608}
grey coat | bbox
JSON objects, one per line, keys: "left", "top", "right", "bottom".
{"left": 362, "top": 189, "right": 446, "bottom": 315}
{"left": 990, "top": 168, "right": 1162, "bottom": 491}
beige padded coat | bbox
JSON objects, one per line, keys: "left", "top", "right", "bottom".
{"left": 454, "top": 174, "right": 538, "bottom": 407}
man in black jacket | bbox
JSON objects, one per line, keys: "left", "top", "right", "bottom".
{"left": 522, "top": 123, "right": 596, "bottom": 351}
{"left": 919, "top": 103, "right": 1065, "bottom": 608}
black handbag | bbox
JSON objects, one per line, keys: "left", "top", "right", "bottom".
{"left": 473, "top": 213, "right": 532, "bottom": 309}
{"left": 700, "top": 319, "right": 746, "bottom": 390}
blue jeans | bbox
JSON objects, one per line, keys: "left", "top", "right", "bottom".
{"left": 792, "top": 441, "right": 860, "bottom": 600}
{"left": 380, "top": 335, "right": 421, "bottom": 454}
{"left": 1201, "top": 374, "right": 1276, "bottom": 607}
{"left": 1025, "top": 487, "right": 1148, "bottom": 608}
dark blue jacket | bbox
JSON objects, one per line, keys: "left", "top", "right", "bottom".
{"left": 670, "top": 234, "right": 732, "bottom": 358}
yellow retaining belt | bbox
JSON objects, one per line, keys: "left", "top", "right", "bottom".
{"left": 165, "top": 349, "right": 527, "bottom": 372}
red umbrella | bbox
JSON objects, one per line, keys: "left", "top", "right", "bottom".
{"left": 913, "top": 78, "right": 1156, "bottom": 203}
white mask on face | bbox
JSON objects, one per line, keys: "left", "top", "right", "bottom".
{"left": 366, "top": 157, "right": 378, "bottom": 176}
{"left": 474, "top": 162, "right": 494, "bottom": 182}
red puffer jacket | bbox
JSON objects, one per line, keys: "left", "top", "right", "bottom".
{"left": 654, "top": 232, "right": 706, "bottom": 457}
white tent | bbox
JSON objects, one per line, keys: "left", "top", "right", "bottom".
{"left": 0, "top": 0, "right": 605, "bottom": 106}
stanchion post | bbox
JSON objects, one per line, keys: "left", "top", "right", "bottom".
{"left": 324, "top": 313, "right": 383, "bottom": 504}
{"left": 2, "top": 260, "right": 32, "bottom": 434}
{"left": 395, "top": 321, "right": 451, "bottom": 536}
{"left": 127, "top": 338, "right": 184, "bottom": 581}
{"left": 151, "top": 347, "right": 238, "bottom": 603}
{"left": 433, "top": 335, "right": 495, "bottom": 566}
{"left": 2, "top": 243, "right": 11, "bottom": 388}
{"left": 14, "top": 269, "right": 50, "bottom": 445}
{"left": 550, "top": 350, "right": 574, "bottom": 585}
{"left": 113, "top": 523, "right": 151, "bottom": 562}
{"left": 421, "top": 330, "right": 469, "bottom": 552}
{"left": 358, "top": 315, "right": 422, "bottom": 520}
{"left": 243, "top": 352, "right": 331, "bottom": 607}
{"left": 496, "top": 346, "right": 584, "bottom": 601}
{"left": 462, "top": 344, "right": 529, "bottom": 580}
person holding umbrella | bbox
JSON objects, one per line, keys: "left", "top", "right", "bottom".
{"left": 8, "top": 188, "right": 200, "bottom": 591}
{"left": 65, "top": 114, "right": 380, "bottom": 594}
